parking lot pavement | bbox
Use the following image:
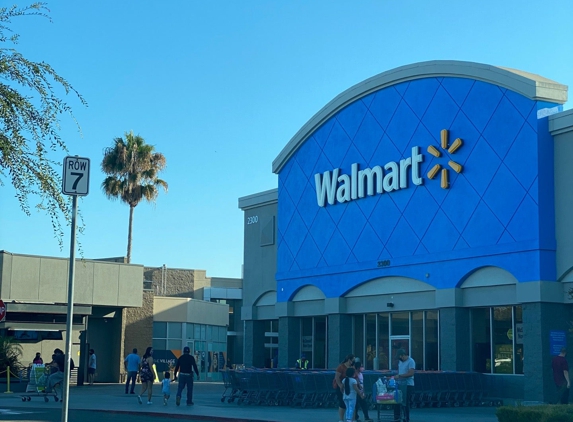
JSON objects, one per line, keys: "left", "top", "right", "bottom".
{"left": 0, "top": 382, "right": 499, "bottom": 422}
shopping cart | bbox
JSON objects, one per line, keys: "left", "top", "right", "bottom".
{"left": 21, "top": 364, "right": 62, "bottom": 402}
{"left": 372, "top": 377, "right": 403, "bottom": 421}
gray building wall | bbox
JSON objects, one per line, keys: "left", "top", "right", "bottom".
{"left": 239, "top": 190, "right": 278, "bottom": 309}
{"left": 552, "top": 109, "right": 573, "bottom": 283}
{"left": 239, "top": 190, "right": 278, "bottom": 366}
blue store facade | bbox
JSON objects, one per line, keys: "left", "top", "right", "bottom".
{"left": 239, "top": 61, "right": 573, "bottom": 402}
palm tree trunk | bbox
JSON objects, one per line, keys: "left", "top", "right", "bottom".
{"left": 127, "top": 205, "right": 134, "bottom": 263}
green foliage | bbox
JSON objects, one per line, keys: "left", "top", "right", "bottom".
{"left": 497, "top": 405, "right": 573, "bottom": 422}
{"left": 101, "top": 131, "right": 167, "bottom": 262}
{"left": 0, "top": 337, "right": 23, "bottom": 377}
{"left": 0, "top": 3, "right": 86, "bottom": 246}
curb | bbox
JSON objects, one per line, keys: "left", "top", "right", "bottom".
{"left": 90, "top": 408, "right": 279, "bottom": 422}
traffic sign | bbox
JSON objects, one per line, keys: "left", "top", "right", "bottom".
{"left": 0, "top": 300, "right": 6, "bottom": 322}
{"left": 62, "top": 156, "right": 90, "bottom": 196}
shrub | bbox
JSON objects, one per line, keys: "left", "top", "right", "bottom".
{"left": 0, "top": 337, "right": 23, "bottom": 378}
{"left": 497, "top": 405, "right": 573, "bottom": 422}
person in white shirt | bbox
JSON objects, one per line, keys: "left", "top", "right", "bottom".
{"left": 343, "top": 367, "right": 364, "bottom": 422}
{"left": 394, "top": 349, "right": 415, "bottom": 422}
{"left": 88, "top": 349, "right": 97, "bottom": 385}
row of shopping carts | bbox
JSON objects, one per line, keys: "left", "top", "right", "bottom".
{"left": 221, "top": 369, "right": 503, "bottom": 408}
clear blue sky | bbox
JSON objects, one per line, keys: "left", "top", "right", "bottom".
{"left": 0, "top": 1, "right": 571, "bottom": 278}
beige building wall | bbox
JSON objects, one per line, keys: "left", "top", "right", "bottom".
{"left": 144, "top": 266, "right": 195, "bottom": 298}
{"left": 0, "top": 252, "right": 143, "bottom": 307}
{"left": 122, "top": 291, "right": 154, "bottom": 370}
{"left": 154, "top": 297, "right": 229, "bottom": 327}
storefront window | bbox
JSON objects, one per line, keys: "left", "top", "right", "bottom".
{"left": 301, "top": 318, "right": 313, "bottom": 366}
{"left": 425, "top": 311, "right": 439, "bottom": 370}
{"left": 377, "top": 313, "right": 389, "bottom": 370}
{"left": 471, "top": 306, "right": 522, "bottom": 375}
{"left": 264, "top": 320, "right": 278, "bottom": 368}
{"left": 153, "top": 338, "right": 166, "bottom": 351}
{"left": 366, "top": 314, "right": 376, "bottom": 370}
{"left": 471, "top": 308, "right": 491, "bottom": 373}
{"left": 353, "top": 315, "right": 364, "bottom": 366}
{"left": 391, "top": 312, "right": 409, "bottom": 336}
{"left": 411, "top": 312, "right": 423, "bottom": 370}
{"left": 186, "top": 323, "right": 194, "bottom": 339}
{"left": 493, "top": 306, "right": 513, "bottom": 374}
{"left": 314, "top": 316, "right": 327, "bottom": 369}
{"left": 168, "top": 322, "right": 182, "bottom": 339}
{"left": 153, "top": 322, "right": 167, "bottom": 338}
{"left": 167, "top": 339, "right": 182, "bottom": 350}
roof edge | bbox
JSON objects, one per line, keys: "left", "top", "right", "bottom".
{"left": 238, "top": 188, "right": 278, "bottom": 210}
{"left": 272, "top": 60, "right": 568, "bottom": 174}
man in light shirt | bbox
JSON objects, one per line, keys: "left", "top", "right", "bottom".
{"left": 124, "top": 348, "right": 141, "bottom": 394}
{"left": 394, "top": 349, "right": 415, "bottom": 422}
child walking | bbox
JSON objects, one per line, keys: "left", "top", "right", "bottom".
{"left": 353, "top": 362, "right": 373, "bottom": 422}
{"left": 343, "top": 367, "right": 364, "bottom": 422}
{"left": 162, "top": 372, "right": 171, "bottom": 405}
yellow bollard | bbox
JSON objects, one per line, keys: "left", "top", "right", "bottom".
{"left": 4, "top": 366, "right": 13, "bottom": 394}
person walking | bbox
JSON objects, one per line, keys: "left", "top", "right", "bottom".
{"left": 162, "top": 371, "right": 171, "bottom": 405}
{"left": 552, "top": 347, "right": 570, "bottom": 404}
{"left": 394, "top": 349, "right": 415, "bottom": 422}
{"left": 124, "top": 348, "right": 141, "bottom": 394}
{"left": 87, "top": 349, "right": 97, "bottom": 385}
{"left": 173, "top": 346, "right": 200, "bottom": 406}
{"left": 333, "top": 354, "right": 355, "bottom": 422}
{"left": 138, "top": 347, "right": 156, "bottom": 405}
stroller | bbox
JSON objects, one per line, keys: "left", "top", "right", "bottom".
{"left": 21, "top": 364, "right": 62, "bottom": 402}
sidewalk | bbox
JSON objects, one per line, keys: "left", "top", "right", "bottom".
{"left": 0, "top": 381, "right": 499, "bottom": 422}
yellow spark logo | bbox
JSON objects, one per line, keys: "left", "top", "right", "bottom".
{"left": 427, "top": 129, "right": 463, "bottom": 189}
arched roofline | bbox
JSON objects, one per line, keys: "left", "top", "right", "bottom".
{"left": 253, "top": 290, "right": 277, "bottom": 306}
{"left": 272, "top": 60, "right": 568, "bottom": 174}
{"left": 457, "top": 265, "right": 518, "bottom": 288}
{"left": 288, "top": 284, "right": 326, "bottom": 302}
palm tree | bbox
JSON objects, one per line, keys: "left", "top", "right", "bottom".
{"left": 0, "top": 337, "right": 23, "bottom": 377}
{"left": 101, "top": 131, "right": 168, "bottom": 263}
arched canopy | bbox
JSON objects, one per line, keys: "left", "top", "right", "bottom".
{"left": 291, "top": 285, "right": 326, "bottom": 302}
{"left": 459, "top": 266, "right": 518, "bottom": 288}
{"left": 254, "top": 291, "right": 277, "bottom": 306}
{"left": 344, "top": 276, "right": 435, "bottom": 297}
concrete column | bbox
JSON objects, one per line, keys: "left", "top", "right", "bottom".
{"left": 278, "top": 316, "right": 300, "bottom": 369}
{"left": 243, "top": 320, "right": 266, "bottom": 368}
{"left": 522, "top": 302, "right": 571, "bottom": 402}
{"left": 439, "top": 307, "right": 471, "bottom": 371}
{"left": 327, "top": 314, "right": 353, "bottom": 369}
{"left": 77, "top": 330, "right": 87, "bottom": 386}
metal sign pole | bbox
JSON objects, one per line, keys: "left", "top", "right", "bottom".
{"left": 61, "top": 194, "right": 78, "bottom": 422}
